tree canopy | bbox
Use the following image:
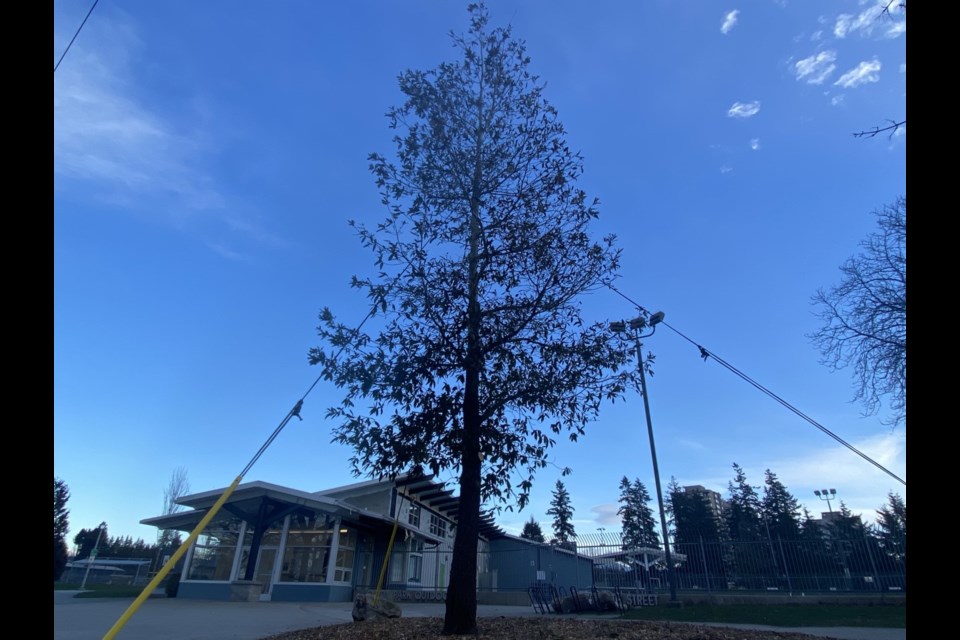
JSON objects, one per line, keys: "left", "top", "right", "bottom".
{"left": 54, "top": 477, "right": 70, "bottom": 581}
{"left": 520, "top": 516, "right": 546, "bottom": 543}
{"left": 725, "top": 463, "right": 764, "bottom": 542}
{"left": 761, "top": 469, "right": 801, "bottom": 540}
{"left": 811, "top": 197, "right": 906, "bottom": 426}
{"left": 309, "top": 3, "right": 633, "bottom": 633}
{"left": 547, "top": 480, "right": 576, "bottom": 550}
{"left": 618, "top": 476, "right": 659, "bottom": 549}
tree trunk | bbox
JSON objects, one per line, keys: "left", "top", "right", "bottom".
{"left": 443, "top": 130, "right": 484, "bottom": 634}
{"left": 442, "top": 377, "right": 481, "bottom": 634}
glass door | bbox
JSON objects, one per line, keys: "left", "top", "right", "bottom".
{"left": 256, "top": 547, "right": 278, "bottom": 596}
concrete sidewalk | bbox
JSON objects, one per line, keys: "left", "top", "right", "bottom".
{"left": 54, "top": 591, "right": 905, "bottom": 640}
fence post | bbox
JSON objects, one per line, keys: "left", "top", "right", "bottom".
{"left": 776, "top": 536, "right": 792, "bottom": 594}
{"left": 698, "top": 536, "right": 710, "bottom": 593}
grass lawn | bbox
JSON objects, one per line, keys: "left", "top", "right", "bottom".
{"left": 621, "top": 603, "right": 906, "bottom": 628}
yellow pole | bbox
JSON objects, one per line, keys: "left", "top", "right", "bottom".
{"left": 372, "top": 489, "right": 406, "bottom": 607}
{"left": 102, "top": 475, "right": 244, "bottom": 640}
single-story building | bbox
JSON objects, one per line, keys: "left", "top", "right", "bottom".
{"left": 142, "top": 473, "right": 593, "bottom": 604}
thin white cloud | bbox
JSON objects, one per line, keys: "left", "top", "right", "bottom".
{"left": 834, "top": 2, "right": 901, "bottom": 39}
{"left": 590, "top": 504, "right": 621, "bottom": 526}
{"left": 721, "top": 10, "right": 740, "bottom": 35}
{"left": 794, "top": 50, "right": 837, "bottom": 85}
{"left": 885, "top": 21, "right": 906, "bottom": 38}
{"left": 749, "top": 138, "right": 760, "bottom": 150}
{"left": 727, "top": 101, "right": 760, "bottom": 118}
{"left": 736, "top": 432, "right": 906, "bottom": 523}
{"left": 720, "top": 165, "right": 733, "bottom": 174}
{"left": 54, "top": 18, "right": 223, "bottom": 212}
{"left": 677, "top": 438, "right": 707, "bottom": 451}
{"left": 834, "top": 59, "right": 882, "bottom": 88}
{"left": 810, "top": 30, "right": 823, "bottom": 41}
{"left": 53, "top": 13, "right": 285, "bottom": 256}
{"left": 834, "top": 14, "right": 854, "bottom": 38}
{"left": 206, "top": 242, "right": 246, "bottom": 261}
{"left": 831, "top": 94, "right": 845, "bottom": 106}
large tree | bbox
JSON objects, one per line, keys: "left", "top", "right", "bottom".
{"left": 520, "top": 516, "right": 546, "bottom": 543}
{"left": 810, "top": 197, "right": 906, "bottom": 426}
{"left": 73, "top": 523, "right": 108, "bottom": 560}
{"left": 618, "top": 476, "right": 659, "bottom": 550}
{"left": 547, "top": 480, "right": 577, "bottom": 551}
{"left": 875, "top": 492, "right": 906, "bottom": 561}
{"left": 761, "top": 469, "right": 801, "bottom": 541}
{"left": 54, "top": 477, "right": 70, "bottom": 581}
{"left": 725, "top": 463, "right": 763, "bottom": 542}
{"left": 309, "top": 4, "right": 633, "bottom": 633}
{"left": 156, "top": 467, "right": 189, "bottom": 569}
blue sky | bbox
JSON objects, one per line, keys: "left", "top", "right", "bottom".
{"left": 54, "top": 0, "right": 906, "bottom": 547}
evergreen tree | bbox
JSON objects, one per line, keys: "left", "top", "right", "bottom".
{"left": 547, "top": 480, "right": 576, "bottom": 550}
{"left": 725, "top": 463, "right": 763, "bottom": 541}
{"left": 618, "top": 476, "right": 660, "bottom": 549}
{"left": 73, "top": 523, "right": 107, "bottom": 559}
{"left": 520, "top": 516, "right": 546, "bottom": 543}
{"left": 53, "top": 477, "right": 70, "bottom": 581}
{"left": 724, "top": 464, "right": 777, "bottom": 585}
{"left": 668, "top": 481, "right": 722, "bottom": 544}
{"left": 875, "top": 492, "right": 905, "bottom": 561}
{"left": 666, "top": 477, "right": 729, "bottom": 582}
{"left": 761, "top": 469, "right": 801, "bottom": 540}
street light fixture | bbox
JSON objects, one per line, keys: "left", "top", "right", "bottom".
{"left": 814, "top": 488, "right": 837, "bottom": 513}
{"left": 610, "top": 311, "right": 678, "bottom": 603}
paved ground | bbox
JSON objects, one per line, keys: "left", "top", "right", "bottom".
{"left": 54, "top": 590, "right": 906, "bottom": 640}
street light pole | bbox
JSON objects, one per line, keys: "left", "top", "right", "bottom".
{"left": 80, "top": 522, "right": 107, "bottom": 590}
{"left": 814, "top": 488, "right": 837, "bottom": 514}
{"left": 611, "top": 312, "right": 678, "bottom": 603}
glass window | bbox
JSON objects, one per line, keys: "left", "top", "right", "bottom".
{"left": 408, "top": 538, "right": 423, "bottom": 582}
{"left": 407, "top": 503, "right": 421, "bottom": 527}
{"left": 430, "top": 514, "right": 447, "bottom": 538}
{"left": 333, "top": 526, "right": 356, "bottom": 584}
{"left": 186, "top": 517, "right": 242, "bottom": 581}
{"left": 236, "top": 522, "right": 285, "bottom": 581}
{"left": 280, "top": 511, "right": 335, "bottom": 583}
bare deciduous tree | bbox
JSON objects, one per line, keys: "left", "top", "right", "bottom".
{"left": 157, "top": 466, "right": 190, "bottom": 563}
{"left": 810, "top": 197, "right": 906, "bottom": 425}
{"left": 162, "top": 466, "right": 190, "bottom": 516}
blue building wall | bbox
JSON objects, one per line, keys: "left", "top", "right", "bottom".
{"left": 177, "top": 582, "right": 234, "bottom": 600}
{"left": 271, "top": 584, "right": 353, "bottom": 602}
{"left": 488, "top": 537, "right": 593, "bottom": 593}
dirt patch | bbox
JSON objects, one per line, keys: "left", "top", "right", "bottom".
{"left": 262, "top": 616, "right": 837, "bottom": 640}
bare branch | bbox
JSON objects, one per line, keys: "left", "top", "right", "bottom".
{"left": 853, "top": 119, "right": 906, "bottom": 140}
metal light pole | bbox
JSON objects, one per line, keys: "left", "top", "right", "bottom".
{"left": 814, "top": 488, "right": 837, "bottom": 514}
{"left": 80, "top": 522, "right": 107, "bottom": 590}
{"left": 611, "top": 312, "right": 678, "bottom": 603}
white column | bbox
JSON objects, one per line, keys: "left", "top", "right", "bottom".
{"left": 272, "top": 515, "right": 291, "bottom": 585}
{"left": 326, "top": 516, "right": 342, "bottom": 583}
{"left": 230, "top": 521, "right": 247, "bottom": 581}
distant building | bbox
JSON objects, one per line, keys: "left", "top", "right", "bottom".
{"left": 681, "top": 485, "right": 726, "bottom": 522}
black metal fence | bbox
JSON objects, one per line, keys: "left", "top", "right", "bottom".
{"left": 568, "top": 532, "right": 906, "bottom": 595}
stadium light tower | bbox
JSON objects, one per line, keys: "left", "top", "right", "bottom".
{"left": 814, "top": 488, "right": 837, "bottom": 513}
{"left": 610, "top": 311, "right": 677, "bottom": 603}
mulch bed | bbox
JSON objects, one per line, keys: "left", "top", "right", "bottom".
{"left": 262, "top": 617, "right": 837, "bottom": 640}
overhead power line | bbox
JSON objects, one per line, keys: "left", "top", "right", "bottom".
{"left": 54, "top": 0, "right": 100, "bottom": 73}
{"left": 606, "top": 283, "right": 905, "bottom": 487}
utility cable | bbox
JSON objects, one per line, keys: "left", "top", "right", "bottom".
{"left": 240, "top": 289, "right": 388, "bottom": 477}
{"left": 606, "top": 283, "right": 905, "bottom": 487}
{"left": 104, "top": 280, "right": 394, "bottom": 640}
{"left": 54, "top": 0, "right": 100, "bottom": 73}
